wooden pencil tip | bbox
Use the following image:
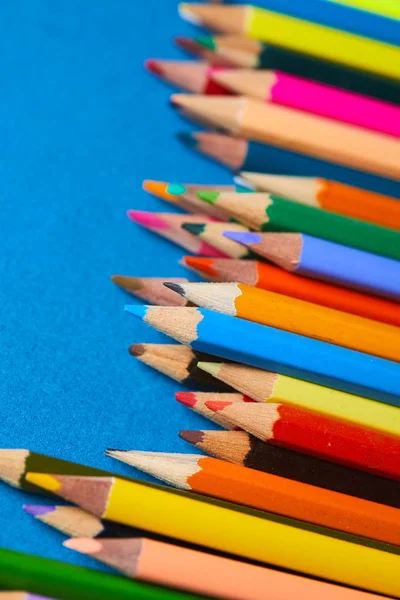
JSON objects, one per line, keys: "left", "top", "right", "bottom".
{"left": 128, "top": 343, "right": 145, "bottom": 357}
{"left": 205, "top": 400, "right": 232, "bottom": 412}
{"left": 111, "top": 275, "right": 142, "bottom": 291}
{"left": 179, "top": 430, "right": 205, "bottom": 445}
{"left": 197, "top": 361, "right": 221, "bottom": 377}
{"left": 144, "top": 59, "right": 164, "bottom": 77}
{"left": 175, "top": 391, "right": 197, "bottom": 408}
{"left": 64, "top": 537, "right": 102, "bottom": 555}
{"left": 181, "top": 256, "right": 217, "bottom": 277}
{"left": 175, "top": 132, "right": 199, "bottom": 149}
{"left": 174, "top": 36, "right": 202, "bottom": 55}
{"left": 25, "top": 473, "right": 61, "bottom": 492}
{"left": 163, "top": 282, "right": 185, "bottom": 297}
{"left": 23, "top": 504, "right": 55, "bottom": 517}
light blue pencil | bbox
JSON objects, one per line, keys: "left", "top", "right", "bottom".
{"left": 125, "top": 305, "right": 400, "bottom": 407}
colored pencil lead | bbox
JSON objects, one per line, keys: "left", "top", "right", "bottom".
{"left": 175, "top": 391, "right": 252, "bottom": 429}
{"left": 181, "top": 222, "right": 252, "bottom": 259}
{"left": 144, "top": 60, "right": 228, "bottom": 94}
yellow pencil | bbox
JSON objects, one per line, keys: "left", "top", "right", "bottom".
{"left": 179, "top": 4, "right": 400, "bottom": 81}
{"left": 197, "top": 361, "right": 400, "bottom": 436}
{"left": 26, "top": 472, "right": 400, "bottom": 597}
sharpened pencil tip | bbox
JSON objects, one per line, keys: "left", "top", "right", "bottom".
{"left": 163, "top": 282, "right": 185, "bottom": 297}
{"left": 125, "top": 305, "right": 147, "bottom": 319}
{"left": 64, "top": 537, "right": 102, "bottom": 554}
{"left": 128, "top": 343, "right": 145, "bottom": 357}
{"left": 197, "top": 191, "right": 219, "bottom": 205}
{"left": 175, "top": 132, "right": 199, "bottom": 149}
{"left": 223, "top": 231, "right": 261, "bottom": 245}
{"left": 179, "top": 430, "right": 205, "bottom": 444}
{"left": 194, "top": 35, "right": 215, "bottom": 51}
{"left": 26, "top": 473, "right": 61, "bottom": 492}
{"left": 175, "top": 391, "right": 197, "bottom": 408}
{"left": 23, "top": 504, "right": 56, "bottom": 517}
{"left": 205, "top": 400, "right": 232, "bottom": 412}
{"left": 144, "top": 59, "right": 163, "bottom": 77}
{"left": 197, "top": 361, "right": 221, "bottom": 377}
{"left": 105, "top": 448, "right": 125, "bottom": 455}
{"left": 181, "top": 223, "right": 205, "bottom": 236}
{"left": 178, "top": 3, "right": 201, "bottom": 25}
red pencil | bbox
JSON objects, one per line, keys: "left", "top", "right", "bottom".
{"left": 145, "top": 60, "right": 230, "bottom": 94}
{"left": 206, "top": 401, "right": 400, "bottom": 482}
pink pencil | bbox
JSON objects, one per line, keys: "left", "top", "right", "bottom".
{"left": 213, "top": 70, "right": 400, "bottom": 138}
{"left": 127, "top": 210, "right": 227, "bottom": 257}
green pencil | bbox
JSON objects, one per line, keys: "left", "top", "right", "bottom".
{"left": 0, "top": 547, "right": 204, "bottom": 600}
{"left": 197, "top": 192, "right": 400, "bottom": 261}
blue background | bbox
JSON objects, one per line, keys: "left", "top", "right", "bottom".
{"left": 0, "top": 0, "right": 228, "bottom": 572}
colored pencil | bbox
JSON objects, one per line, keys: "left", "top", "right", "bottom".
{"left": 177, "top": 132, "right": 400, "bottom": 199}
{"left": 173, "top": 96, "right": 400, "bottom": 182}
{"left": 142, "top": 180, "right": 233, "bottom": 219}
{"left": 64, "top": 536, "right": 390, "bottom": 600}
{"left": 0, "top": 449, "right": 113, "bottom": 495}
{"left": 124, "top": 306, "right": 400, "bottom": 406}
{"left": 205, "top": 401, "right": 400, "bottom": 481}
{"left": 225, "top": 231, "right": 400, "bottom": 300}
{"left": 181, "top": 222, "right": 252, "bottom": 259}
{"left": 199, "top": 361, "right": 400, "bottom": 435}
{"left": 111, "top": 277, "right": 190, "bottom": 306}
{"left": 145, "top": 60, "right": 229, "bottom": 94}
{"left": 199, "top": 191, "right": 400, "bottom": 261}
{"left": 186, "top": 35, "right": 400, "bottom": 104}
{"left": 126, "top": 210, "right": 226, "bottom": 257}
{"left": 166, "top": 282, "right": 400, "bottom": 362}
{"left": 25, "top": 472, "right": 400, "bottom": 597}
{"left": 0, "top": 547, "right": 196, "bottom": 600}
{"left": 64, "top": 538, "right": 383, "bottom": 600}
{"left": 237, "top": 172, "right": 400, "bottom": 230}
{"left": 127, "top": 343, "right": 232, "bottom": 391}
{"left": 213, "top": 70, "right": 400, "bottom": 138}
{"left": 327, "top": 0, "right": 400, "bottom": 19}
{"left": 23, "top": 504, "right": 139, "bottom": 539}
{"left": 0, "top": 594, "right": 54, "bottom": 599}
{"left": 175, "top": 391, "right": 254, "bottom": 429}
{"left": 178, "top": 4, "right": 400, "bottom": 81}
{"left": 107, "top": 449, "right": 400, "bottom": 546}
{"left": 180, "top": 428, "right": 400, "bottom": 508}
{"left": 179, "top": 257, "right": 400, "bottom": 327}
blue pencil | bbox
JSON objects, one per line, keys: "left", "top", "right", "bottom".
{"left": 179, "top": 133, "right": 400, "bottom": 200}
{"left": 224, "top": 231, "right": 400, "bottom": 301}
{"left": 125, "top": 306, "right": 400, "bottom": 408}
{"left": 235, "top": 0, "right": 400, "bottom": 46}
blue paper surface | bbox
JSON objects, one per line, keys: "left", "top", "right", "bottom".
{"left": 0, "top": 0, "right": 228, "bottom": 572}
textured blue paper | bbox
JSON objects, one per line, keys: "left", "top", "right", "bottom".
{"left": 0, "top": 0, "right": 229, "bottom": 573}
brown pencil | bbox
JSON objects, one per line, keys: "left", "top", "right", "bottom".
{"left": 172, "top": 95, "right": 400, "bottom": 181}
{"left": 128, "top": 343, "right": 232, "bottom": 391}
{"left": 145, "top": 60, "right": 228, "bottom": 94}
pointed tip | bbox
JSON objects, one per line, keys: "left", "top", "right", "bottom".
{"left": 175, "top": 132, "right": 199, "bottom": 149}
{"left": 181, "top": 256, "right": 216, "bottom": 277}
{"left": 175, "top": 391, "right": 197, "bottom": 408}
{"left": 181, "top": 223, "right": 205, "bottom": 236}
{"left": 111, "top": 275, "right": 142, "bottom": 291}
{"left": 144, "top": 59, "right": 164, "bottom": 78}
{"left": 23, "top": 504, "right": 56, "bottom": 517}
{"left": 142, "top": 180, "right": 175, "bottom": 202}
{"left": 128, "top": 343, "right": 145, "bottom": 357}
{"left": 174, "top": 37, "right": 201, "bottom": 55}
{"left": 64, "top": 537, "right": 102, "bottom": 555}
{"left": 194, "top": 35, "right": 215, "bottom": 51}
{"left": 197, "top": 191, "right": 219, "bottom": 205}
{"left": 223, "top": 231, "right": 261, "bottom": 245}
{"left": 205, "top": 400, "right": 232, "bottom": 413}
{"left": 197, "top": 361, "right": 222, "bottom": 377}
{"left": 178, "top": 3, "right": 201, "bottom": 25}
{"left": 163, "top": 282, "right": 186, "bottom": 297}
{"left": 25, "top": 473, "right": 61, "bottom": 492}
{"left": 179, "top": 430, "right": 205, "bottom": 445}
{"left": 105, "top": 448, "right": 125, "bottom": 455}
{"left": 125, "top": 304, "right": 148, "bottom": 319}
{"left": 126, "top": 210, "right": 167, "bottom": 229}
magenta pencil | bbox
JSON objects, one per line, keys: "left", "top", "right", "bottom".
{"left": 214, "top": 70, "right": 400, "bottom": 139}
{"left": 127, "top": 210, "right": 227, "bottom": 257}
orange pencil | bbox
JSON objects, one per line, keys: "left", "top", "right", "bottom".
{"left": 180, "top": 257, "right": 400, "bottom": 328}
{"left": 107, "top": 450, "right": 400, "bottom": 547}
{"left": 165, "top": 282, "right": 400, "bottom": 362}
{"left": 238, "top": 172, "right": 400, "bottom": 230}
{"left": 64, "top": 536, "right": 388, "bottom": 600}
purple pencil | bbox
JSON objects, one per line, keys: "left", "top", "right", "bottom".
{"left": 223, "top": 231, "right": 400, "bottom": 301}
